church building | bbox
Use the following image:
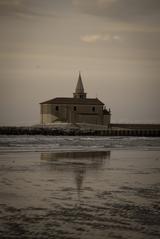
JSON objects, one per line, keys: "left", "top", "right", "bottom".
{"left": 40, "top": 73, "right": 111, "bottom": 127}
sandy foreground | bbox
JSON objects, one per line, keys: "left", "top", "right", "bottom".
{"left": 0, "top": 136, "right": 160, "bottom": 239}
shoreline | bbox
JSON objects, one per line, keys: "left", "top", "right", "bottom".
{"left": 0, "top": 124, "right": 160, "bottom": 137}
{"left": 0, "top": 135, "right": 160, "bottom": 153}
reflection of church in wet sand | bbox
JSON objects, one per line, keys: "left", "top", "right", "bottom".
{"left": 41, "top": 151, "right": 110, "bottom": 200}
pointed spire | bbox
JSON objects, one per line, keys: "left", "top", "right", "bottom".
{"left": 73, "top": 72, "right": 87, "bottom": 99}
{"left": 75, "top": 72, "right": 84, "bottom": 93}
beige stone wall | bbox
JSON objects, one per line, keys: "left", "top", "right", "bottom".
{"left": 77, "top": 114, "right": 99, "bottom": 124}
{"left": 103, "top": 114, "right": 111, "bottom": 127}
{"left": 40, "top": 104, "right": 58, "bottom": 124}
{"left": 41, "top": 113, "right": 58, "bottom": 124}
{"left": 41, "top": 103, "right": 110, "bottom": 125}
{"left": 65, "top": 104, "right": 103, "bottom": 124}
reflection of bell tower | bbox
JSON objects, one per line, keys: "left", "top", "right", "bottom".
{"left": 40, "top": 151, "right": 111, "bottom": 202}
{"left": 73, "top": 72, "right": 87, "bottom": 99}
{"left": 74, "top": 168, "right": 86, "bottom": 201}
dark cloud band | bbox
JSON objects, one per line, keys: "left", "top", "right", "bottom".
{"left": 73, "top": 0, "right": 160, "bottom": 22}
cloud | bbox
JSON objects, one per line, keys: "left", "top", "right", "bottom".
{"left": 81, "top": 34, "right": 101, "bottom": 43}
{"left": 0, "top": 0, "right": 23, "bottom": 16}
{"left": 0, "top": 0, "right": 56, "bottom": 18}
{"left": 105, "top": 23, "right": 160, "bottom": 33}
{"left": 0, "top": 0, "right": 22, "bottom": 5}
{"left": 73, "top": 0, "right": 160, "bottom": 22}
{"left": 81, "top": 33, "right": 121, "bottom": 43}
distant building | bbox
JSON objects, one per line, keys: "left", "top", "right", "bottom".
{"left": 40, "top": 73, "right": 111, "bottom": 126}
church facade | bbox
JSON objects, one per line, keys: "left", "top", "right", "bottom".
{"left": 40, "top": 74, "right": 111, "bottom": 127}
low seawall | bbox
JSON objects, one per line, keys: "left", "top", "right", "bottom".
{"left": 0, "top": 126, "right": 160, "bottom": 137}
{"left": 111, "top": 123, "right": 160, "bottom": 130}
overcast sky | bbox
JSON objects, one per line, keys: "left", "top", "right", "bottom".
{"left": 0, "top": 0, "right": 160, "bottom": 125}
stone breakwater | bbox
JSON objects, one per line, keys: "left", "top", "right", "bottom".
{"left": 0, "top": 124, "right": 160, "bottom": 137}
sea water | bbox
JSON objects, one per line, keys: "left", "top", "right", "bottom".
{"left": 0, "top": 136, "right": 160, "bottom": 239}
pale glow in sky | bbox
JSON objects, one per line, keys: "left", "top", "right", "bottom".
{"left": 0, "top": 0, "right": 160, "bottom": 125}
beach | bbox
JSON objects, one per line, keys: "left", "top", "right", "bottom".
{"left": 0, "top": 136, "right": 160, "bottom": 238}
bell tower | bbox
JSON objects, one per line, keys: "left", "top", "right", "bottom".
{"left": 73, "top": 72, "right": 87, "bottom": 99}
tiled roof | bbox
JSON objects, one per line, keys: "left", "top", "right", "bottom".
{"left": 40, "top": 97, "right": 104, "bottom": 105}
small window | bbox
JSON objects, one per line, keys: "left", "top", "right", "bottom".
{"left": 92, "top": 106, "right": 95, "bottom": 112}
{"left": 74, "top": 106, "right": 77, "bottom": 111}
{"left": 56, "top": 106, "right": 59, "bottom": 111}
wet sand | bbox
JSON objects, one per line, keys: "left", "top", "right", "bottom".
{"left": 0, "top": 149, "right": 160, "bottom": 239}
